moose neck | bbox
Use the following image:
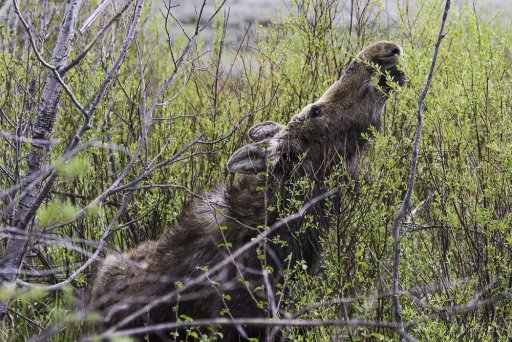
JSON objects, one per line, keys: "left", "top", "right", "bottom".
{"left": 225, "top": 142, "right": 349, "bottom": 230}
{"left": 225, "top": 174, "right": 274, "bottom": 228}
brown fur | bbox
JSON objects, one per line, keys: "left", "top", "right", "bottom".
{"left": 91, "top": 41, "right": 405, "bottom": 341}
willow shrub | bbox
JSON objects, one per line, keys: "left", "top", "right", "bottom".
{"left": 1, "top": 0, "right": 511, "bottom": 341}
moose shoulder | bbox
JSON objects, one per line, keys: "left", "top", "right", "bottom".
{"left": 91, "top": 41, "right": 406, "bottom": 341}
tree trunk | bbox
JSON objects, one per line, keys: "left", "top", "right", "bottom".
{"left": 0, "top": 0, "right": 82, "bottom": 320}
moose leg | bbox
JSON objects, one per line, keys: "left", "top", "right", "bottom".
{"left": 346, "top": 154, "right": 360, "bottom": 180}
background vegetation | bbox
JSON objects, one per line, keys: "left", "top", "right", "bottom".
{"left": 0, "top": 0, "right": 511, "bottom": 340}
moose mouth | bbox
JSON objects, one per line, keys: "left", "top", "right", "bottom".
{"left": 378, "top": 64, "right": 406, "bottom": 88}
{"left": 373, "top": 48, "right": 405, "bottom": 87}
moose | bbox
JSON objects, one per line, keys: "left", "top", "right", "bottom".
{"left": 91, "top": 41, "right": 406, "bottom": 341}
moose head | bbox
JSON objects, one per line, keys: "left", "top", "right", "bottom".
{"left": 227, "top": 41, "right": 405, "bottom": 180}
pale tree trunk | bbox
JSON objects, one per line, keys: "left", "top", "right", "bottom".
{"left": 0, "top": 0, "right": 82, "bottom": 320}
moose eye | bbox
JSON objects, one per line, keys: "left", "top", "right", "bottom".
{"left": 310, "top": 106, "right": 322, "bottom": 119}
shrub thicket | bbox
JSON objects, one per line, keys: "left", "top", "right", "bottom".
{"left": 0, "top": 0, "right": 511, "bottom": 340}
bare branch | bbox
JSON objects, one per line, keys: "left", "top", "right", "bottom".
{"left": 62, "top": 0, "right": 134, "bottom": 74}
{"left": 197, "top": 0, "right": 228, "bottom": 34}
{"left": 97, "top": 317, "right": 416, "bottom": 341}
{"left": 390, "top": 0, "right": 451, "bottom": 339}
{"left": 79, "top": 0, "right": 116, "bottom": 33}
{"left": 12, "top": 0, "right": 87, "bottom": 116}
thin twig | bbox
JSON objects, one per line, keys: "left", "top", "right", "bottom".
{"left": 12, "top": 0, "right": 87, "bottom": 117}
{"left": 390, "top": 0, "right": 451, "bottom": 340}
{"left": 16, "top": 192, "right": 133, "bottom": 291}
{"left": 62, "top": 1, "right": 133, "bottom": 74}
{"left": 7, "top": 308, "right": 44, "bottom": 330}
{"left": 79, "top": 0, "right": 115, "bottom": 33}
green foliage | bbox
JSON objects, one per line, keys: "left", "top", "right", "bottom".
{"left": 1, "top": 0, "right": 511, "bottom": 341}
{"left": 55, "top": 157, "right": 93, "bottom": 179}
{"left": 37, "top": 201, "right": 78, "bottom": 228}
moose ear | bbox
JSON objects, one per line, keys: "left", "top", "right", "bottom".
{"left": 248, "top": 121, "right": 284, "bottom": 142}
{"left": 227, "top": 139, "right": 280, "bottom": 174}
